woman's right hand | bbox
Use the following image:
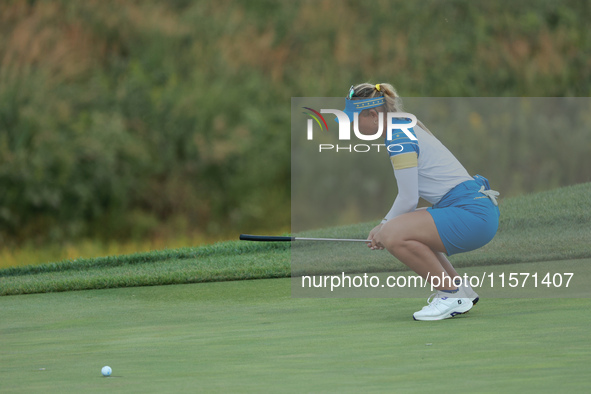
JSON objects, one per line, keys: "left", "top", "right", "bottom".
{"left": 368, "top": 223, "right": 384, "bottom": 250}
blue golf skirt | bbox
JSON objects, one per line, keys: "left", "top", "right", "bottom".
{"left": 427, "top": 175, "right": 500, "bottom": 256}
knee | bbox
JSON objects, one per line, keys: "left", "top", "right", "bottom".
{"left": 376, "top": 230, "right": 407, "bottom": 251}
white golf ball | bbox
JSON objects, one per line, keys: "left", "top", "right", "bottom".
{"left": 101, "top": 366, "right": 112, "bottom": 377}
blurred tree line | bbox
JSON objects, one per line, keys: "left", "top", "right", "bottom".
{"left": 1, "top": 0, "right": 590, "bottom": 246}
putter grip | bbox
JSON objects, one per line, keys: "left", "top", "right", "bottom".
{"left": 239, "top": 234, "right": 295, "bottom": 242}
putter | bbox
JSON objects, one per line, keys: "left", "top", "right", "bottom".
{"left": 239, "top": 234, "right": 371, "bottom": 243}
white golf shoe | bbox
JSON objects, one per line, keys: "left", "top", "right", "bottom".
{"left": 413, "top": 293, "right": 473, "bottom": 321}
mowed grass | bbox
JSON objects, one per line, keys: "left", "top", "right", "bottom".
{"left": 1, "top": 183, "right": 591, "bottom": 296}
{"left": 1, "top": 184, "right": 591, "bottom": 392}
{"left": 1, "top": 275, "right": 590, "bottom": 393}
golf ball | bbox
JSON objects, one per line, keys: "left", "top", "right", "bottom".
{"left": 101, "top": 366, "right": 112, "bottom": 377}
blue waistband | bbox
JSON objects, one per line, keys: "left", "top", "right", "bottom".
{"left": 454, "top": 175, "right": 490, "bottom": 192}
{"left": 434, "top": 175, "right": 492, "bottom": 208}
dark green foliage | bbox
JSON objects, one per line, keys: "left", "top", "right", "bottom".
{"left": 1, "top": 1, "right": 589, "bottom": 244}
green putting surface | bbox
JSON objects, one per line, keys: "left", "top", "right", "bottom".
{"left": 2, "top": 270, "right": 590, "bottom": 393}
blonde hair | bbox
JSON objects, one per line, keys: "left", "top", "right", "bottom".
{"left": 350, "top": 82, "right": 433, "bottom": 135}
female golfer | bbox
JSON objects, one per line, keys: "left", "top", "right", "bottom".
{"left": 343, "top": 83, "right": 500, "bottom": 321}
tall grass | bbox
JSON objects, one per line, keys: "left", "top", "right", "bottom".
{"left": 0, "top": 232, "right": 239, "bottom": 270}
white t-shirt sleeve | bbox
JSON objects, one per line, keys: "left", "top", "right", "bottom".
{"left": 381, "top": 166, "right": 419, "bottom": 223}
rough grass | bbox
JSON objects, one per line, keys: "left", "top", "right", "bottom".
{"left": 1, "top": 183, "right": 590, "bottom": 296}
{"left": 0, "top": 232, "right": 245, "bottom": 269}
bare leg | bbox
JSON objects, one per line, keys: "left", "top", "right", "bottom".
{"left": 414, "top": 207, "right": 460, "bottom": 280}
{"left": 372, "top": 210, "right": 456, "bottom": 291}
{"left": 436, "top": 252, "right": 460, "bottom": 279}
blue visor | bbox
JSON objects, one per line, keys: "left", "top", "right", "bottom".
{"left": 340, "top": 96, "right": 385, "bottom": 122}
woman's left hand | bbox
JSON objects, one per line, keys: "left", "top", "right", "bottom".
{"left": 368, "top": 224, "right": 385, "bottom": 250}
